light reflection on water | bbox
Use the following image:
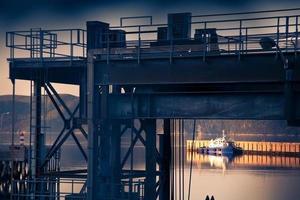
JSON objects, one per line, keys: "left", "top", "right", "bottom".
{"left": 185, "top": 152, "right": 300, "bottom": 200}
{"left": 1, "top": 140, "right": 299, "bottom": 200}
{"left": 59, "top": 145, "right": 300, "bottom": 200}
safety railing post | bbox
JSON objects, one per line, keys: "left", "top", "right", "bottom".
{"left": 49, "top": 34, "right": 52, "bottom": 58}
{"left": 39, "top": 30, "right": 44, "bottom": 61}
{"left": 70, "top": 30, "right": 73, "bottom": 64}
{"left": 245, "top": 27, "right": 248, "bottom": 55}
{"left": 295, "top": 16, "right": 298, "bottom": 57}
{"left": 238, "top": 20, "right": 242, "bottom": 61}
{"left": 71, "top": 179, "right": 74, "bottom": 194}
{"left": 276, "top": 17, "right": 280, "bottom": 58}
{"left": 10, "top": 33, "right": 15, "bottom": 60}
{"left": 227, "top": 38, "right": 230, "bottom": 53}
{"left": 30, "top": 29, "right": 33, "bottom": 58}
{"left": 203, "top": 22, "right": 207, "bottom": 62}
{"left": 82, "top": 30, "right": 85, "bottom": 58}
{"left": 286, "top": 16, "right": 289, "bottom": 52}
{"left": 138, "top": 26, "right": 141, "bottom": 64}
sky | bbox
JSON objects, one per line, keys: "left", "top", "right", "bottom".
{"left": 1, "top": 0, "right": 300, "bottom": 96}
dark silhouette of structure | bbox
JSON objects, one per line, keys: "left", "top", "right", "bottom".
{"left": 5, "top": 8, "right": 300, "bottom": 200}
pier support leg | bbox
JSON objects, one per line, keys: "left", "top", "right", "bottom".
{"left": 34, "top": 79, "right": 46, "bottom": 197}
{"left": 111, "top": 120, "right": 121, "bottom": 198}
{"left": 144, "top": 119, "right": 157, "bottom": 200}
{"left": 160, "top": 119, "right": 171, "bottom": 200}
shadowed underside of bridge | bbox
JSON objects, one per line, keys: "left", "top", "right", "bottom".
{"left": 10, "top": 52, "right": 300, "bottom": 120}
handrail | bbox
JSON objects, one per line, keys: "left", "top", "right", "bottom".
{"left": 192, "top": 7, "right": 300, "bottom": 18}
{"left": 6, "top": 9, "right": 300, "bottom": 63}
{"left": 6, "top": 29, "right": 87, "bottom": 60}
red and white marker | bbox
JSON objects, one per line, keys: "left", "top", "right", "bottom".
{"left": 19, "top": 131, "right": 25, "bottom": 146}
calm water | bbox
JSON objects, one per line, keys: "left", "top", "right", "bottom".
{"left": 59, "top": 145, "right": 300, "bottom": 200}
{"left": 1, "top": 131, "right": 300, "bottom": 200}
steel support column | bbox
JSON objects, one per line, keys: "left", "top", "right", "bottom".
{"left": 33, "top": 79, "right": 46, "bottom": 198}
{"left": 111, "top": 120, "right": 121, "bottom": 199}
{"left": 111, "top": 87, "right": 122, "bottom": 199}
{"left": 87, "top": 51, "right": 97, "bottom": 200}
{"left": 144, "top": 119, "right": 157, "bottom": 200}
{"left": 34, "top": 80, "right": 44, "bottom": 176}
{"left": 284, "top": 60, "right": 297, "bottom": 125}
{"left": 98, "top": 85, "right": 112, "bottom": 199}
{"left": 159, "top": 119, "right": 171, "bottom": 200}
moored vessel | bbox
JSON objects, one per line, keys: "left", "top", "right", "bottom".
{"left": 198, "top": 131, "right": 243, "bottom": 155}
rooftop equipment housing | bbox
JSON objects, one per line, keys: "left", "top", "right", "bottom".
{"left": 167, "top": 12, "right": 191, "bottom": 40}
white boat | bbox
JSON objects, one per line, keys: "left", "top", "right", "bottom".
{"left": 199, "top": 131, "right": 243, "bottom": 155}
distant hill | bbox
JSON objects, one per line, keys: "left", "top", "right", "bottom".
{"left": 0, "top": 94, "right": 79, "bottom": 132}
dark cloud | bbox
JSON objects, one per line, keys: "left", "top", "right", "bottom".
{"left": 0, "top": 0, "right": 300, "bottom": 26}
{"left": 1, "top": 0, "right": 298, "bottom": 22}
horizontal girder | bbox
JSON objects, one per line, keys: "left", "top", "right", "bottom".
{"left": 108, "top": 92, "right": 300, "bottom": 119}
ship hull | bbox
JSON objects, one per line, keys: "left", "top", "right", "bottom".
{"left": 198, "top": 145, "right": 243, "bottom": 155}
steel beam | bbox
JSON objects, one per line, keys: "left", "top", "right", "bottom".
{"left": 93, "top": 53, "right": 300, "bottom": 85}
{"left": 108, "top": 92, "right": 300, "bottom": 119}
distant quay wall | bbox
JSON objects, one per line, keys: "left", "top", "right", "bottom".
{"left": 187, "top": 140, "right": 300, "bottom": 156}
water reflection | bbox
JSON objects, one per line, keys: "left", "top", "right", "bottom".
{"left": 187, "top": 152, "right": 300, "bottom": 170}
{"left": 186, "top": 152, "right": 300, "bottom": 200}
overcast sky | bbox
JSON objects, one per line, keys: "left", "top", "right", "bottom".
{"left": 1, "top": 0, "right": 300, "bottom": 95}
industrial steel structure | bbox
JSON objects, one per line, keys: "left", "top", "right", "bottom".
{"left": 5, "top": 8, "right": 300, "bottom": 199}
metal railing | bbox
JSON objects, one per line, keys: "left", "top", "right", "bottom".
{"left": 100, "top": 8, "right": 300, "bottom": 63}
{"left": 6, "top": 28, "right": 86, "bottom": 62}
{"left": 11, "top": 178, "right": 145, "bottom": 200}
{"left": 5, "top": 8, "right": 300, "bottom": 64}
